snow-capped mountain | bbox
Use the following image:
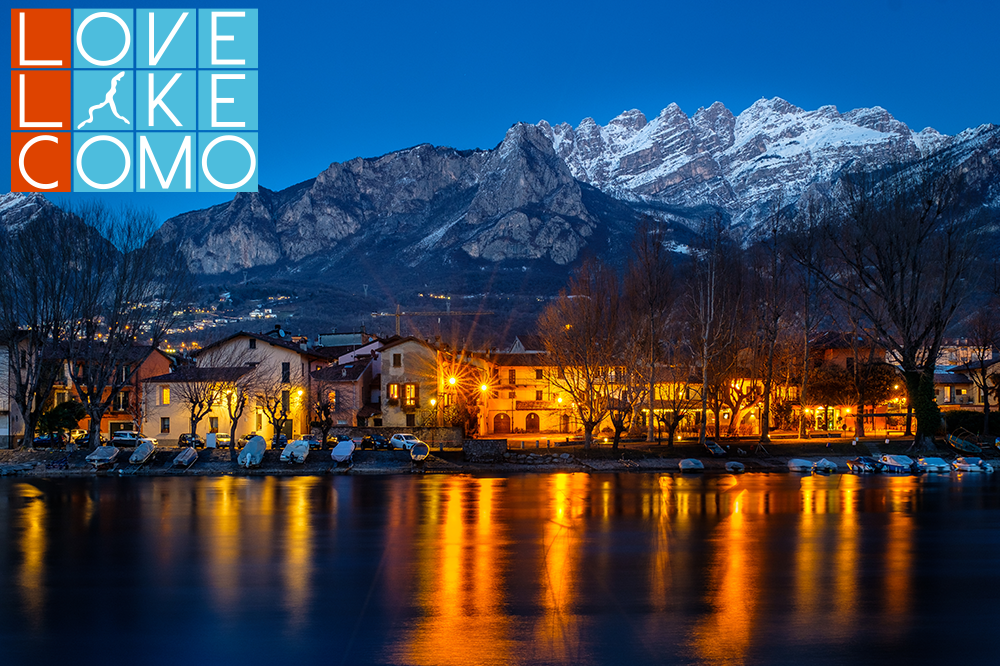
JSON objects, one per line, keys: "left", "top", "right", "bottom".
{"left": 544, "top": 97, "right": 998, "bottom": 228}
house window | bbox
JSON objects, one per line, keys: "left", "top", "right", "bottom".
{"left": 281, "top": 362, "right": 290, "bottom": 383}
{"left": 56, "top": 391, "right": 68, "bottom": 405}
{"left": 508, "top": 391, "right": 516, "bottom": 399}
{"left": 256, "top": 412, "right": 263, "bottom": 430}
{"left": 536, "top": 390, "right": 543, "bottom": 401}
{"left": 404, "top": 383, "right": 418, "bottom": 407}
{"left": 328, "top": 390, "right": 338, "bottom": 410}
{"left": 113, "top": 391, "right": 130, "bottom": 412}
{"left": 444, "top": 393, "right": 453, "bottom": 406}
{"left": 535, "top": 369, "right": 543, "bottom": 380}
{"left": 388, "top": 383, "right": 400, "bottom": 400}
{"left": 508, "top": 369, "right": 516, "bottom": 385}
{"left": 160, "top": 386, "right": 170, "bottom": 405}
{"left": 118, "top": 366, "right": 129, "bottom": 383}
{"left": 161, "top": 417, "right": 170, "bottom": 434}
{"left": 209, "top": 417, "right": 219, "bottom": 432}
{"left": 393, "top": 353, "right": 402, "bottom": 367}
{"left": 405, "top": 413, "right": 415, "bottom": 427}
{"left": 281, "top": 390, "right": 290, "bottom": 413}
{"left": 249, "top": 338, "right": 256, "bottom": 349}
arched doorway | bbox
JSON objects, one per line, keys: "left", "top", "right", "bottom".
{"left": 493, "top": 413, "right": 511, "bottom": 434}
{"left": 525, "top": 413, "right": 540, "bottom": 433}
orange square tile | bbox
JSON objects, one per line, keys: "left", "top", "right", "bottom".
{"left": 10, "top": 8, "right": 72, "bottom": 69}
{"left": 10, "top": 132, "right": 72, "bottom": 192}
{"left": 10, "top": 70, "right": 71, "bottom": 131}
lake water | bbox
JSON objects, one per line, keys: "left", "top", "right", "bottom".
{"left": 2, "top": 472, "right": 999, "bottom": 665}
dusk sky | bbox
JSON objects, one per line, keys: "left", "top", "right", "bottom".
{"left": 4, "top": 0, "right": 998, "bottom": 222}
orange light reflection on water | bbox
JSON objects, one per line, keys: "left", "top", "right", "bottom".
{"left": 15, "top": 483, "right": 46, "bottom": 629}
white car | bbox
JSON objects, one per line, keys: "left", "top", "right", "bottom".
{"left": 390, "top": 433, "right": 425, "bottom": 450}
{"left": 110, "top": 430, "right": 158, "bottom": 447}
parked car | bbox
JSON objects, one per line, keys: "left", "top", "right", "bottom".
{"left": 361, "top": 434, "right": 391, "bottom": 450}
{"left": 215, "top": 433, "right": 232, "bottom": 448}
{"left": 69, "top": 429, "right": 88, "bottom": 443}
{"left": 301, "top": 434, "right": 322, "bottom": 450}
{"left": 111, "top": 430, "right": 157, "bottom": 447}
{"left": 389, "top": 433, "right": 425, "bottom": 450}
{"left": 236, "top": 432, "right": 258, "bottom": 449}
{"left": 178, "top": 433, "right": 204, "bottom": 448}
{"left": 33, "top": 432, "right": 66, "bottom": 447}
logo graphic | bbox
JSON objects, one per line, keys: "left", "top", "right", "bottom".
{"left": 78, "top": 71, "right": 131, "bottom": 128}
{"left": 9, "top": 8, "right": 258, "bottom": 193}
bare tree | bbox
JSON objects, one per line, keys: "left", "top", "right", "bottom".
{"left": 173, "top": 368, "right": 224, "bottom": 437}
{"left": 64, "top": 202, "right": 190, "bottom": 446}
{"left": 749, "top": 199, "right": 790, "bottom": 444}
{"left": 654, "top": 325, "right": 700, "bottom": 448}
{"left": 252, "top": 360, "right": 303, "bottom": 448}
{"left": 0, "top": 209, "right": 78, "bottom": 448}
{"left": 539, "top": 259, "right": 618, "bottom": 449}
{"left": 311, "top": 375, "right": 337, "bottom": 448}
{"left": 624, "top": 216, "right": 673, "bottom": 443}
{"left": 964, "top": 302, "right": 1000, "bottom": 435}
{"left": 686, "top": 215, "right": 743, "bottom": 445}
{"left": 807, "top": 168, "right": 980, "bottom": 445}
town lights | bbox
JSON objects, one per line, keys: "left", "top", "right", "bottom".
{"left": 480, "top": 384, "right": 488, "bottom": 392}
{"left": 448, "top": 377, "right": 457, "bottom": 386}
{"left": 430, "top": 398, "right": 437, "bottom": 406}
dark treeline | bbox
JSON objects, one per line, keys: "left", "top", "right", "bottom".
{"left": 538, "top": 165, "right": 999, "bottom": 449}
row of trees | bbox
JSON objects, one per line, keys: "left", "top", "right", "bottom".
{"left": 538, "top": 165, "right": 994, "bottom": 449}
{"left": 0, "top": 203, "right": 190, "bottom": 448}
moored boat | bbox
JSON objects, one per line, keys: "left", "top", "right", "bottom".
{"left": 946, "top": 430, "right": 982, "bottom": 454}
{"left": 951, "top": 457, "right": 994, "bottom": 473}
{"left": 331, "top": 437, "right": 356, "bottom": 463}
{"left": 280, "top": 439, "right": 310, "bottom": 463}
{"left": 678, "top": 458, "right": 704, "bottom": 472}
{"left": 812, "top": 458, "right": 837, "bottom": 474}
{"left": 704, "top": 440, "right": 726, "bottom": 457}
{"left": 847, "top": 456, "right": 884, "bottom": 474}
{"left": 788, "top": 458, "right": 813, "bottom": 473}
{"left": 172, "top": 447, "right": 198, "bottom": 468}
{"left": 410, "top": 442, "right": 430, "bottom": 462}
{"left": 85, "top": 445, "right": 119, "bottom": 469}
{"left": 880, "top": 454, "right": 916, "bottom": 474}
{"left": 916, "top": 456, "right": 951, "bottom": 473}
{"left": 129, "top": 439, "right": 156, "bottom": 465}
{"left": 237, "top": 435, "right": 266, "bottom": 468}
{"left": 725, "top": 461, "right": 745, "bottom": 474}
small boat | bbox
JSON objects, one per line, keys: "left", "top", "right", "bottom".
{"left": 916, "top": 456, "right": 951, "bottom": 473}
{"left": 85, "top": 445, "right": 119, "bottom": 469}
{"left": 946, "top": 430, "right": 982, "bottom": 454}
{"left": 847, "top": 456, "right": 884, "bottom": 474}
{"left": 812, "top": 458, "right": 837, "bottom": 474}
{"left": 410, "top": 442, "right": 430, "bottom": 462}
{"left": 725, "top": 461, "right": 745, "bottom": 474}
{"left": 880, "top": 454, "right": 916, "bottom": 474}
{"left": 129, "top": 439, "right": 156, "bottom": 465}
{"left": 237, "top": 435, "right": 266, "bottom": 468}
{"left": 172, "top": 447, "right": 198, "bottom": 468}
{"left": 280, "top": 439, "right": 310, "bottom": 463}
{"left": 788, "top": 458, "right": 813, "bottom": 473}
{"left": 678, "top": 458, "right": 704, "bottom": 472}
{"left": 331, "top": 438, "right": 356, "bottom": 464}
{"left": 951, "top": 457, "right": 994, "bottom": 473}
{"left": 704, "top": 440, "right": 727, "bottom": 457}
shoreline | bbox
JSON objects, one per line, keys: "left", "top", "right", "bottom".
{"left": 3, "top": 443, "right": 994, "bottom": 478}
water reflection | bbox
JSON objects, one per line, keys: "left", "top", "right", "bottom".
{"left": 1, "top": 473, "right": 997, "bottom": 665}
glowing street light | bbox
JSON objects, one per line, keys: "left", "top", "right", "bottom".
{"left": 480, "top": 384, "right": 488, "bottom": 392}
{"left": 448, "top": 376, "right": 457, "bottom": 386}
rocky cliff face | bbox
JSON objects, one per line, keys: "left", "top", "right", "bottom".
{"left": 547, "top": 97, "right": 999, "bottom": 227}
{"left": 6, "top": 99, "right": 997, "bottom": 284}
{"left": 154, "top": 123, "right": 618, "bottom": 275}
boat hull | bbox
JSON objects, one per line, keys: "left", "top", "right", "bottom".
{"left": 237, "top": 436, "right": 266, "bottom": 468}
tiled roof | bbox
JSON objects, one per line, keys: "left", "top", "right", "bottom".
{"left": 146, "top": 366, "right": 255, "bottom": 383}
{"left": 312, "top": 361, "right": 370, "bottom": 383}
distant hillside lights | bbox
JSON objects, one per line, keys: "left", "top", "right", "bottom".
{"left": 10, "top": 8, "right": 258, "bottom": 193}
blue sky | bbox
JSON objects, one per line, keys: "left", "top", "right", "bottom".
{"left": 4, "top": 0, "right": 999, "bottom": 223}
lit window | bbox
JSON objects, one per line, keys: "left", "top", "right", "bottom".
{"left": 388, "top": 383, "right": 400, "bottom": 400}
{"left": 161, "top": 386, "right": 170, "bottom": 405}
{"left": 536, "top": 390, "right": 543, "bottom": 401}
{"left": 404, "top": 383, "right": 418, "bottom": 407}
